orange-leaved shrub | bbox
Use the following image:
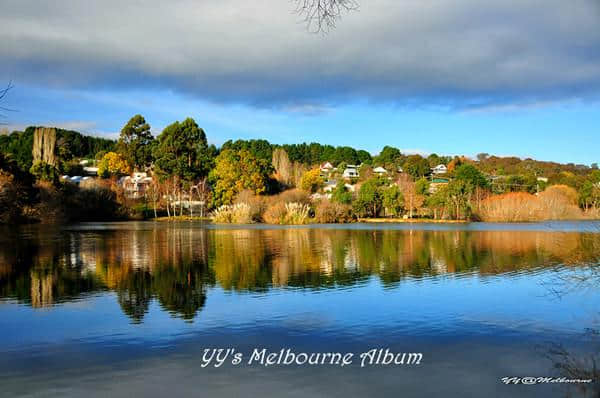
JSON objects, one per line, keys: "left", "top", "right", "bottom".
{"left": 477, "top": 185, "right": 583, "bottom": 222}
{"left": 314, "top": 200, "right": 353, "bottom": 223}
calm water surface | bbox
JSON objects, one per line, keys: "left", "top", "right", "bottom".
{"left": 1, "top": 221, "right": 599, "bottom": 397}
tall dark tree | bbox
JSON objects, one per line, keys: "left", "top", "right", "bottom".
{"left": 117, "top": 115, "right": 154, "bottom": 171}
{"left": 153, "top": 118, "right": 213, "bottom": 216}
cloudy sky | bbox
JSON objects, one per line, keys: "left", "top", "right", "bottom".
{"left": 1, "top": 0, "right": 599, "bottom": 164}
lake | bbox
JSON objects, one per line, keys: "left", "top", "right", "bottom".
{"left": 1, "top": 221, "right": 599, "bottom": 397}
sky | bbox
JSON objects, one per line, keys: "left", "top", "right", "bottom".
{"left": 0, "top": 0, "right": 599, "bottom": 165}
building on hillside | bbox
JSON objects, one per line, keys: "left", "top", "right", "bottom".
{"left": 323, "top": 180, "right": 356, "bottom": 193}
{"left": 373, "top": 166, "right": 388, "bottom": 175}
{"left": 320, "top": 162, "right": 334, "bottom": 172}
{"left": 61, "top": 175, "right": 92, "bottom": 185}
{"left": 83, "top": 166, "right": 99, "bottom": 176}
{"left": 536, "top": 177, "right": 549, "bottom": 183}
{"left": 119, "top": 172, "right": 153, "bottom": 199}
{"left": 320, "top": 162, "right": 335, "bottom": 179}
{"left": 342, "top": 165, "right": 360, "bottom": 179}
{"left": 397, "top": 166, "right": 404, "bottom": 173}
{"left": 429, "top": 177, "right": 450, "bottom": 194}
{"left": 431, "top": 164, "right": 448, "bottom": 175}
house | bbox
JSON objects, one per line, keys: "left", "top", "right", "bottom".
{"left": 537, "top": 177, "right": 549, "bottom": 183}
{"left": 323, "top": 179, "right": 356, "bottom": 193}
{"left": 323, "top": 179, "right": 338, "bottom": 192}
{"left": 431, "top": 164, "right": 448, "bottom": 175}
{"left": 342, "top": 165, "right": 360, "bottom": 179}
{"left": 119, "top": 172, "right": 153, "bottom": 199}
{"left": 320, "top": 162, "right": 335, "bottom": 178}
{"left": 373, "top": 166, "right": 388, "bottom": 175}
{"left": 429, "top": 177, "right": 450, "bottom": 194}
{"left": 397, "top": 166, "right": 404, "bottom": 173}
{"left": 83, "top": 166, "right": 99, "bottom": 176}
{"left": 320, "top": 162, "right": 334, "bottom": 172}
{"left": 61, "top": 175, "right": 92, "bottom": 185}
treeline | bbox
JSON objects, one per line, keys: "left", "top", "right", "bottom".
{"left": 1, "top": 114, "right": 599, "bottom": 224}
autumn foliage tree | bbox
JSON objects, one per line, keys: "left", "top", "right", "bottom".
{"left": 397, "top": 174, "right": 424, "bottom": 218}
{"left": 210, "top": 149, "right": 273, "bottom": 206}
{"left": 300, "top": 168, "right": 323, "bottom": 193}
{"left": 98, "top": 152, "right": 131, "bottom": 178}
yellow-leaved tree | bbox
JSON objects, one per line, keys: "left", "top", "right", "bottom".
{"left": 98, "top": 152, "right": 131, "bottom": 178}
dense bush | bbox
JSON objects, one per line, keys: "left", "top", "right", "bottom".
{"left": 314, "top": 200, "right": 353, "bottom": 223}
{"left": 212, "top": 203, "right": 253, "bottom": 224}
{"left": 477, "top": 186, "right": 583, "bottom": 222}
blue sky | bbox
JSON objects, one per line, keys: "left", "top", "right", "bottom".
{"left": 1, "top": 0, "right": 599, "bottom": 165}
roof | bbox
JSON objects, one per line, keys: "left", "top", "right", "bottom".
{"left": 373, "top": 166, "right": 387, "bottom": 173}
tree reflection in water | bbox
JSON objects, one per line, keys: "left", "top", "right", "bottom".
{"left": 541, "top": 233, "right": 600, "bottom": 397}
{"left": 1, "top": 225, "right": 599, "bottom": 325}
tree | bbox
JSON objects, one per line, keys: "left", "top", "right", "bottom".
{"left": 397, "top": 174, "right": 424, "bottom": 218}
{"left": 579, "top": 180, "right": 600, "bottom": 211}
{"left": 374, "top": 146, "right": 403, "bottom": 169}
{"left": 446, "top": 180, "right": 473, "bottom": 220}
{"left": 403, "top": 155, "right": 430, "bottom": 178}
{"left": 295, "top": 0, "right": 359, "bottom": 33}
{"left": 382, "top": 185, "right": 404, "bottom": 216}
{"left": 98, "top": 152, "right": 131, "bottom": 178}
{"left": 415, "top": 178, "right": 430, "bottom": 195}
{"left": 210, "top": 149, "right": 273, "bottom": 207}
{"left": 353, "top": 177, "right": 385, "bottom": 218}
{"left": 117, "top": 115, "right": 154, "bottom": 170}
{"left": 426, "top": 186, "right": 448, "bottom": 220}
{"left": 272, "top": 147, "right": 293, "bottom": 186}
{"left": 454, "top": 164, "right": 489, "bottom": 189}
{"left": 357, "top": 150, "right": 372, "bottom": 165}
{"left": 0, "top": 82, "right": 14, "bottom": 125}
{"left": 300, "top": 168, "right": 324, "bottom": 193}
{"left": 454, "top": 164, "right": 489, "bottom": 211}
{"left": 153, "top": 118, "right": 213, "bottom": 216}
{"left": 331, "top": 180, "right": 352, "bottom": 204}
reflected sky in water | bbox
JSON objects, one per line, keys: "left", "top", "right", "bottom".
{"left": 0, "top": 222, "right": 599, "bottom": 397}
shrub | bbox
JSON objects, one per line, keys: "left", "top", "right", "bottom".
{"left": 538, "top": 185, "right": 582, "bottom": 220}
{"left": 314, "top": 200, "right": 353, "bottom": 223}
{"left": 263, "top": 202, "right": 310, "bottom": 224}
{"left": 477, "top": 186, "right": 583, "bottom": 222}
{"left": 478, "top": 192, "right": 541, "bottom": 222}
{"left": 275, "top": 188, "right": 311, "bottom": 205}
{"left": 234, "top": 189, "right": 265, "bottom": 222}
{"left": 212, "top": 203, "right": 253, "bottom": 224}
{"left": 263, "top": 202, "right": 287, "bottom": 224}
{"left": 284, "top": 202, "right": 310, "bottom": 225}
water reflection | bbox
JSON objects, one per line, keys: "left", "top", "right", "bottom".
{"left": 1, "top": 224, "right": 599, "bottom": 324}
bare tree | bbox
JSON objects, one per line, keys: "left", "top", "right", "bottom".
{"left": 0, "top": 81, "right": 15, "bottom": 125}
{"left": 294, "top": 0, "right": 359, "bottom": 33}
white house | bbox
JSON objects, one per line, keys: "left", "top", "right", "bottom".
{"left": 342, "top": 165, "right": 360, "bottom": 179}
{"left": 431, "top": 164, "right": 448, "bottom": 175}
{"left": 83, "top": 166, "right": 99, "bottom": 176}
{"left": 119, "top": 172, "right": 153, "bottom": 199}
{"left": 320, "top": 162, "right": 334, "bottom": 172}
{"left": 373, "top": 166, "right": 388, "bottom": 175}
